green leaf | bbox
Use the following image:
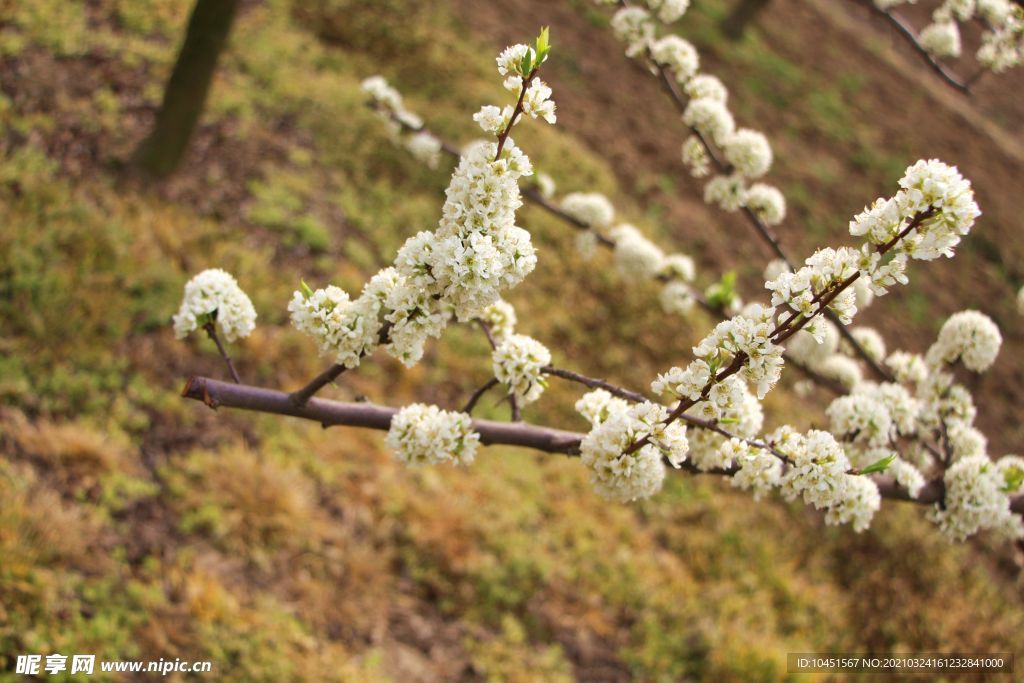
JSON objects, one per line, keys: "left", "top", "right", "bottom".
{"left": 859, "top": 454, "right": 897, "bottom": 475}
{"left": 300, "top": 278, "right": 314, "bottom": 300}
{"left": 535, "top": 26, "right": 550, "bottom": 63}
{"left": 1002, "top": 466, "right": 1024, "bottom": 493}
{"left": 519, "top": 49, "right": 533, "bottom": 77}
{"left": 706, "top": 270, "right": 738, "bottom": 309}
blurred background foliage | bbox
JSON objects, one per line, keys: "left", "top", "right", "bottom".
{"left": 1, "top": 0, "right": 1022, "bottom": 680}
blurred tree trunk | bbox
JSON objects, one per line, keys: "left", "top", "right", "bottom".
{"left": 721, "top": 0, "right": 771, "bottom": 41}
{"left": 132, "top": 0, "right": 240, "bottom": 179}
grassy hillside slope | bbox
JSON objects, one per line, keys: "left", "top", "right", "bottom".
{"left": 1, "top": 0, "right": 1022, "bottom": 680}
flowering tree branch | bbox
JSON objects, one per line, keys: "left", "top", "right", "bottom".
{"left": 176, "top": 30, "right": 1022, "bottom": 543}
{"left": 372, "top": 104, "right": 847, "bottom": 396}
{"left": 613, "top": 3, "right": 896, "bottom": 382}
{"left": 855, "top": 0, "right": 972, "bottom": 93}
{"left": 180, "top": 375, "right": 1024, "bottom": 515}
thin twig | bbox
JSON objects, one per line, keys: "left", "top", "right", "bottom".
{"left": 290, "top": 363, "right": 347, "bottom": 406}
{"left": 463, "top": 377, "right": 500, "bottom": 414}
{"left": 476, "top": 318, "right": 521, "bottom": 420}
{"left": 290, "top": 322, "right": 394, "bottom": 405}
{"left": 855, "top": 0, "right": 972, "bottom": 94}
{"left": 203, "top": 322, "right": 241, "bottom": 384}
{"left": 509, "top": 393, "right": 522, "bottom": 421}
{"left": 495, "top": 67, "right": 538, "bottom": 160}
{"left": 542, "top": 365, "right": 649, "bottom": 403}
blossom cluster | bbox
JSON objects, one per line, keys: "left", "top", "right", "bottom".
{"left": 386, "top": 403, "right": 480, "bottom": 466}
{"left": 775, "top": 428, "right": 882, "bottom": 532}
{"left": 173, "top": 268, "right": 257, "bottom": 343}
{"left": 492, "top": 333, "right": 552, "bottom": 405}
{"left": 302, "top": 52, "right": 555, "bottom": 369}
{"left": 576, "top": 391, "right": 689, "bottom": 502}
{"left": 559, "top": 191, "right": 702, "bottom": 315}
{"left": 806, "top": 300, "right": 1018, "bottom": 540}
{"left": 634, "top": 160, "right": 998, "bottom": 534}
{"left": 598, "top": 0, "right": 788, "bottom": 228}
{"left": 361, "top": 76, "right": 443, "bottom": 167}
{"left": 762, "top": 160, "right": 980, "bottom": 352}
{"left": 876, "top": 0, "right": 1023, "bottom": 73}
{"left": 362, "top": 77, "right": 708, "bottom": 328}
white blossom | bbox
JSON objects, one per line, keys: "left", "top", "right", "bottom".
{"left": 886, "top": 350, "right": 928, "bottom": 384}
{"left": 682, "top": 97, "right": 735, "bottom": 146}
{"left": 890, "top": 458, "right": 926, "bottom": 498}
{"left": 174, "top": 269, "right": 257, "bottom": 343}
{"left": 745, "top": 183, "right": 786, "bottom": 226}
{"left": 824, "top": 474, "right": 882, "bottom": 532}
{"left": 827, "top": 393, "right": 893, "bottom": 447}
{"left": 580, "top": 401, "right": 688, "bottom": 502}
{"left": 386, "top": 403, "right": 480, "bottom": 466}
{"left": 684, "top": 74, "right": 728, "bottom": 103}
{"left": 473, "top": 104, "right": 513, "bottom": 135}
{"left": 492, "top": 334, "right": 551, "bottom": 404}
{"left": 722, "top": 128, "right": 773, "bottom": 179}
{"left": 289, "top": 282, "right": 382, "bottom": 369}
{"left": 660, "top": 281, "right": 697, "bottom": 316}
{"left": 681, "top": 135, "right": 710, "bottom": 178}
{"left": 731, "top": 441, "right": 782, "bottom": 500}
{"left": 646, "top": 0, "right": 690, "bottom": 23}
{"left": 480, "top": 299, "right": 517, "bottom": 344}
{"left": 535, "top": 172, "right": 556, "bottom": 199}
{"left": 785, "top": 321, "right": 840, "bottom": 368}
{"left": 575, "top": 389, "right": 629, "bottom": 426}
{"left": 497, "top": 44, "right": 530, "bottom": 90}
{"left": 920, "top": 21, "right": 962, "bottom": 58}
{"left": 522, "top": 78, "right": 557, "bottom": 124}
{"left": 405, "top": 131, "right": 442, "bottom": 169}
{"left": 932, "top": 455, "right": 1023, "bottom": 540}
{"left": 853, "top": 277, "right": 876, "bottom": 310}
{"left": 763, "top": 258, "right": 790, "bottom": 283}
{"left": 610, "top": 224, "right": 665, "bottom": 279}
{"left": 847, "top": 326, "right": 887, "bottom": 363}
{"left": 650, "top": 35, "right": 699, "bottom": 82}
{"left": 703, "top": 173, "right": 747, "bottom": 212}
{"left": 818, "top": 354, "right": 864, "bottom": 390}
{"left": 560, "top": 192, "right": 615, "bottom": 229}
{"left": 925, "top": 310, "right": 1002, "bottom": 372}
{"left": 660, "top": 253, "right": 696, "bottom": 282}
{"left": 362, "top": 75, "right": 423, "bottom": 131}
{"left": 610, "top": 7, "right": 656, "bottom": 57}
{"left": 996, "top": 454, "right": 1024, "bottom": 493}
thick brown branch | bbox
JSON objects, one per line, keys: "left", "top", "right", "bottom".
{"left": 186, "top": 375, "right": 583, "bottom": 454}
